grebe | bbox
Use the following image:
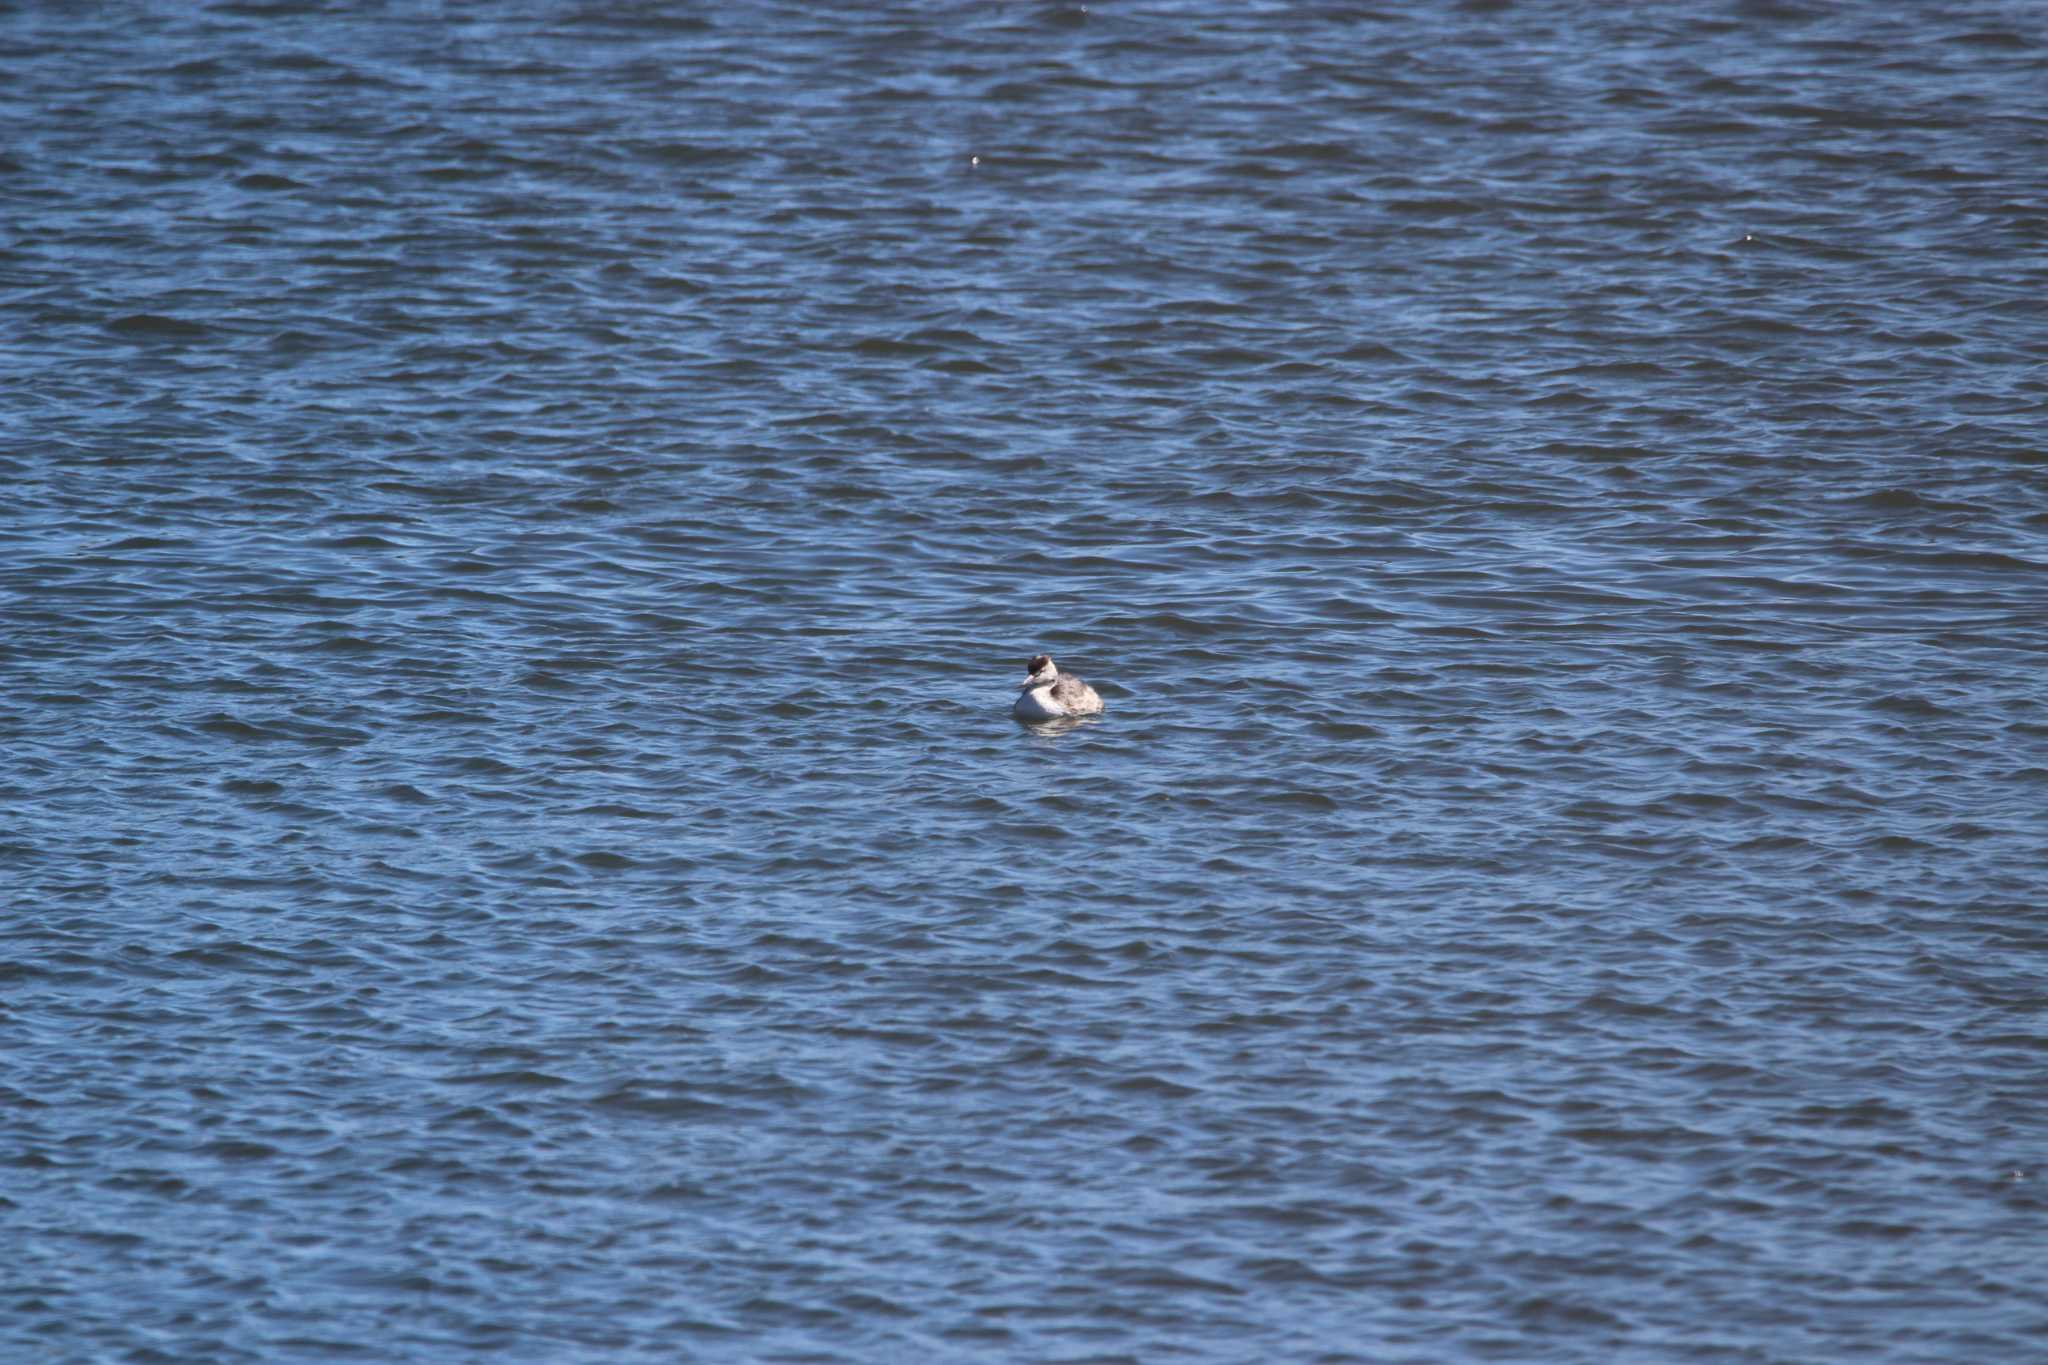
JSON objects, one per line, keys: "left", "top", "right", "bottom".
{"left": 1013, "top": 654, "right": 1105, "bottom": 721}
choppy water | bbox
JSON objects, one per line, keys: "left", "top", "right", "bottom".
{"left": 5, "top": 2, "right": 2047, "bottom": 1360}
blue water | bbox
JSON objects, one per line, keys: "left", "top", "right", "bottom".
{"left": 4, "top": 2, "right": 2046, "bottom": 1359}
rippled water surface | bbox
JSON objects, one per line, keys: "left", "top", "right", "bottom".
{"left": 5, "top": 2, "right": 2047, "bottom": 1359}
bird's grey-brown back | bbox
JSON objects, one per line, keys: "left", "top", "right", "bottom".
{"left": 1050, "top": 673, "right": 1097, "bottom": 708}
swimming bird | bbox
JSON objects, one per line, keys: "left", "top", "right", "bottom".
{"left": 1014, "top": 654, "right": 1105, "bottom": 721}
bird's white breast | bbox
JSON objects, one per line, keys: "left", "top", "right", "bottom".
{"left": 1014, "top": 685, "right": 1065, "bottom": 721}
